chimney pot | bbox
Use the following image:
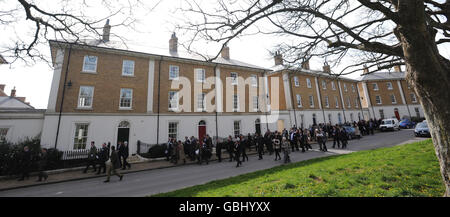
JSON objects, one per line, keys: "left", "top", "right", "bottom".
{"left": 169, "top": 32, "right": 178, "bottom": 53}
{"left": 323, "top": 63, "right": 331, "bottom": 73}
{"left": 10, "top": 87, "right": 16, "bottom": 97}
{"left": 274, "top": 52, "right": 283, "bottom": 66}
{"left": 221, "top": 44, "right": 230, "bottom": 60}
{"left": 302, "top": 60, "right": 310, "bottom": 70}
{"left": 102, "top": 19, "right": 111, "bottom": 42}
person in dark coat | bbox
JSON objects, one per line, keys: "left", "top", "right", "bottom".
{"left": 83, "top": 142, "right": 97, "bottom": 173}
{"left": 18, "top": 145, "right": 32, "bottom": 181}
{"left": 96, "top": 143, "right": 109, "bottom": 174}
{"left": 234, "top": 137, "right": 242, "bottom": 167}
{"left": 264, "top": 131, "right": 273, "bottom": 155}
{"left": 273, "top": 133, "right": 281, "bottom": 161}
{"left": 36, "top": 148, "right": 49, "bottom": 182}
{"left": 240, "top": 135, "right": 249, "bottom": 162}
{"left": 216, "top": 140, "right": 223, "bottom": 162}
{"left": 332, "top": 126, "right": 341, "bottom": 148}
{"left": 104, "top": 146, "right": 123, "bottom": 183}
{"left": 226, "top": 136, "right": 234, "bottom": 162}
{"left": 256, "top": 133, "right": 265, "bottom": 160}
{"left": 121, "top": 141, "right": 131, "bottom": 170}
{"left": 340, "top": 129, "right": 348, "bottom": 149}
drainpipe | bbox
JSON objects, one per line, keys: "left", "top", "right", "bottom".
{"left": 337, "top": 79, "right": 347, "bottom": 123}
{"left": 156, "top": 56, "right": 162, "bottom": 145}
{"left": 287, "top": 72, "right": 298, "bottom": 128}
{"left": 214, "top": 64, "right": 219, "bottom": 145}
{"left": 54, "top": 44, "right": 73, "bottom": 149}
{"left": 356, "top": 83, "right": 365, "bottom": 120}
{"left": 398, "top": 80, "right": 412, "bottom": 119}
{"left": 317, "top": 76, "right": 326, "bottom": 124}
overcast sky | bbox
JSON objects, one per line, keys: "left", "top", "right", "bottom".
{"left": 1, "top": 0, "right": 449, "bottom": 109}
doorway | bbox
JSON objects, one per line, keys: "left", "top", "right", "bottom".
{"left": 117, "top": 121, "right": 130, "bottom": 144}
{"left": 394, "top": 108, "right": 400, "bottom": 120}
{"left": 198, "top": 120, "right": 206, "bottom": 143}
{"left": 255, "top": 119, "right": 261, "bottom": 135}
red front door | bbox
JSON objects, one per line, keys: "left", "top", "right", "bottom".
{"left": 395, "top": 110, "right": 400, "bottom": 120}
{"left": 198, "top": 126, "right": 206, "bottom": 143}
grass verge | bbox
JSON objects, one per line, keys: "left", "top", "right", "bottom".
{"left": 153, "top": 139, "right": 445, "bottom": 197}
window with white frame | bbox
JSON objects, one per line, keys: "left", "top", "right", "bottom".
{"left": 325, "top": 96, "right": 329, "bottom": 107}
{"left": 294, "top": 76, "right": 299, "bottom": 87}
{"left": 344, "top": 83, "right": 348, "bottom": 92}
{"left": 119, "top": 88, "right": 133, "bottom": 109}
{"left": 233, "top": 121, "right": 241, "bottom": 137}
{"left": 196, "top": 68, "right": 206, "bottom": 82}
{"left": 335, "top": 96, "right": 339, "bottom": 108}
{"left": 82, "top": 56, "right": 98, "bottom": 73}
{"left": 233, "top": 94, "right": 239, "bottom": 111}
{"left": 306, "top": 78, "right": 312, "bottom": 88}
{"left": 322, "top": 80, "right": 327, "bottom": 89}
{"left": 390, "top": 94, "right": 397, "bottom": 104}
{"left": 122, "top": 60, "right": 135, "bottom": 76}
{"left": 352, "top": 84, "right": 356, "bottom": 92}
{"left": 309, "top": 95, "right": 314, "bottom": 107}
{"left": 375, "top": 95, "right": 382, "bottom": 104}
{"left": 410, "top": 93, "right": 417, "bottom": 103}
{"left": 0, "top": 128, "right": 8, "bottom": 142}
{"left": 73, "top": 123, "right": 89, "bottom": 150}
{"left": 168, "top": 122, "right": 178, "bottom": 139}
{"left": 231, "top": 72, "right": 238, "bottom": 85}
{"left": 252, "top": 96, "right": 259, "bottom": 111}
{"left": 197, "top": 93, "right": 206, "bottom": 111}
{"left": 373, "top": 83, "right": 379, "bottom": 91}
{"left": 296, "top": 94, "right": 302, "bottom": 108}
{"left": 78, "top": 86, "right": 94, "bottom": 108}
{"left": 168, "top": 91, "right": 178, "bottom": 110}
{"left": 331, "top": 81, "right": 336, "bottom": 90}
{"left": 169, "top": 65, "right": 179, "bottom": 80}
{"left": 387, "top": 82, "right": 393, "bottom": 90}
{"left": 251, "top": 74, "right": 258, "bottom": 87}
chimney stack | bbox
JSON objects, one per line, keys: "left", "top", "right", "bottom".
{"left": 302, "top": 60, "right": 310, "bottom": 70}
{"left": 221, "top": 44, "right": 230, "bottom": 60}
{"left": 102, "top": 19, "right": 111, "bottom": 42}
{"left": 362, "top": 65, "right": 369, "bottom": 74}
{"left": 169, "top": 32, "right": 178, "bottom": 53}
{"left": 394, "top": 65, "right": 402, "bottom": 72}
{"left": 274, "top": 52, "right": 283, "bottom": 66}
{"left": 323, "top": 63, "right": 331, "bottom": 73}
{"left": 10, "top": 87, "right": 16, "bottom": 97}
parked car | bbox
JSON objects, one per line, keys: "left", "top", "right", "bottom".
{"left": 342, "top": 126, "right": 359, "bottom": 140}
{"left": 399, "top": 119, "right": 416, "bottom": 129}
{"left": 415, "top": 121, "right": 431, "bottom": 137}
{"left": 379, "top": 118, "right": 400, "bottom": 131}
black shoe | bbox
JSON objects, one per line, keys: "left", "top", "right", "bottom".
{"left": 104, "top": 180, "right": 110, "bottom": 183}
{"left": 120, "top": 175, "right": 123, "bottom": 181}
{"left": 83, "top": 171, "right": 87, "bottom": 174}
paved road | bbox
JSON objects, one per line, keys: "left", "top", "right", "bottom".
{"left": 0, "top": 129, "right": 426, "bottom": 197}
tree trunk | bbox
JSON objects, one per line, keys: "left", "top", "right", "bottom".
{"left": 397, "top": 0, "right": 450, "bottom": 196}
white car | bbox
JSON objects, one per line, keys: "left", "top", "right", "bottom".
{"left": 379, "top": 118, "right": 400, "bottom": 131}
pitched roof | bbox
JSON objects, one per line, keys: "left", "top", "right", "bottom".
{"left": 359, "top": 71, "right": 406, "bottom": 81}
{"left": 49, "top": 39, "right": 270, "bottom": 71}
{"left": 0, "top": 96, "right": 34, "bottom": 109}
{"left": 269, "top": 64, "right": 359, "bottom": 82}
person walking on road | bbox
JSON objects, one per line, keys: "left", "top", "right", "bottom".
{"left": 17, "top": 145, "right": 32, "bottom": 181}
{"left": 175, "top": 140, "right": 186, "bottom": 165}
{"left": 227, "top": 136, "right": 234, "bottom": 162}
{"left": 273, "top": 133, "right": 281, "bottom": 161}
{"left": 96, "top": 143, "right": 109, "bottom": 174}
{"left": 240, "top": 135, "right": 249, "bottom": 162}
{"left": 256, "top": 133, "right": 265, "bottom": 160}
{"left": 104, "top": 146, "right": 123, "bottom": 183}
{"left": 121, "top": 141, "right": 131, "bottom": 170}
{"left": 83, "top": 142, "right": 97, "bottom": 173}
{"left": 216, "top": 139, "right": 223, "bottom": 162}
{"left": 234, "top": 137, "right": 242, "bottom": 167}
{"left": 281, "top": 137, "right": 291, "bottom": 164}
{"left": 36, "top": 148, "right": 48, "bottom": 182}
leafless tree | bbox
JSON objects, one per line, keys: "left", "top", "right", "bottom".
{"left": 0, "top": 0, "right": 161, "bottom": 64}
{"left": 177, "top": 0, "right": 450, "bottom": 196}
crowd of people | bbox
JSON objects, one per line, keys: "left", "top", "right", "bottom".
{"left": 164, "top": 119, "right": 381, "bottom": 168}
{"left": 13, "top": 119, "right": 381, "bottom": 183}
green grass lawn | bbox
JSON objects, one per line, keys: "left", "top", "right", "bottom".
{"left": 154, "top": 139, "right": 445, "bottom": 197}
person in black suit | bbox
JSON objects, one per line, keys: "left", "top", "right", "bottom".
{"left": 234, "top": 137, "right": 242, "bottom": 167}
{"left": 240, "top": 135, "right": 249, "bottom": 162}
{"left": 216, "top": 140, "right": 222, "bottom": 162}
{"left": 96, "top": 143, "right": 109, "bottom": 174}
{"left": 18, "top": 146, "right": 32, "bottom": 181}
{"left": 256, "top": 133, "right": 265, "bottom": 160}
{"left": 226, "top": 136, "right": 234, "bottom": 162}
{"left": 121, "top": 141, "right": 131, "bottom": 170}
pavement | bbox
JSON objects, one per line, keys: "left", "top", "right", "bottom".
{"left": 0, "top": 129, "right": 427, "bottom": 197}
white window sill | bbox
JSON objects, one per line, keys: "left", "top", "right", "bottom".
{"left": 169, "top": 77, "right": 180, "bottom": 81}
{"left": 119, "top": 107, "right": 133, "bottom": 111}
{"left": 76, "top": 107, "right": 93, "bottom": 110}
{"left": 169, "top": 108, "right": 179, "bottom": 112}
{"left": 81, "top": 71, "right": 97, "bottom": 74}
{"left": 122, "top": 74, "right": 135, "bottom": 77}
